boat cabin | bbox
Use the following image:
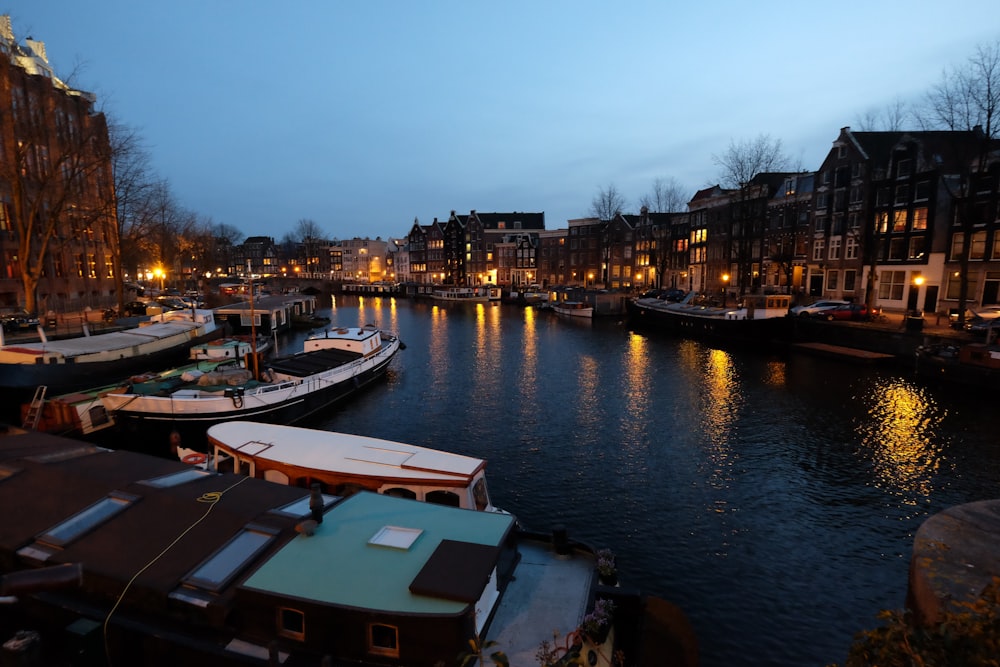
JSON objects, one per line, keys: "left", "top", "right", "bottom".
{"left": 725, "top": 293, "right": 793, "bottom": 320}
{"left": 204, "top": 421, "right": 499, "bottom": 512}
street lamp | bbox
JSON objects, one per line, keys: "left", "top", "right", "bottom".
{"left": 722, "top": 274, "right": 730, "bottom": 307}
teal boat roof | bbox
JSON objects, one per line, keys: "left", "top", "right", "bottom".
{"left": 242, "top": 492, "right": 514, "bottom": 614}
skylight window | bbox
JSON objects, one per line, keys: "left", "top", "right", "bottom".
{"left": 141, "top": 468, "right": 212, "bottom": 488}
{"left": 183, "top": 524, "right": 278, "bottom": 592}
{"left": 368, "top": 526, "right": 422, "bottom": 550}
{"left": 37, "top": 491, "right": 139, "bottom": 547}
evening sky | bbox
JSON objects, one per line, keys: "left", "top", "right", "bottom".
{"left": 8, "top": 1, "right": 999, "bottom": 241}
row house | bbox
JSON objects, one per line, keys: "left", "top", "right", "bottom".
{"left": 812, "top": 127, "right": 999, "bottom": 318}
{"left": 237, "top": 236, "right": 278, "bottom": 277}
{"left": 631, "top": 208, "right": 677, "bottom": 291}
{"left": 405, "top": 218, "right": 445, "bottom": 285}
{"left": 566, "top": 218, "right": 604, "bottom": 287}
{"left": 0, "top": 16, "right": 118, "bottom": 314}
{"left": 763, "top": 173, "right": 813, "bottom": 294}
{"left": 535, "top": 228, "right": 568, "bottom": 286}
{"left": 685, "top": 186, "right": 732, "bottom": 296}
{"left": 337, "top": 237, "right": 390, "bottom": 283}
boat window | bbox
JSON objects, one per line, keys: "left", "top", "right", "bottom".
{"left": 37, "top": 491, "right": 139, "bottom": 548}
{"left": 141, "top": 468, "right": 213, "bottom": 488}
{"left": 368, "top": 623, "right": 399, "bottom": 658}
{"left": 278, "top": 607, "right": 305, "bottom": 641}
{"left": 426, "top": 490, "right": 461, "bottom": 508}
{"left": 269, "top": 494, "right": 341, "bottom": 517}
{"left": 473, "top": 478, "right": 490, "bottom": 511}
{"left": 383, "top": 487, "right": 417, "bottom": 500}
{"left": 214, "top": 453, "right": 235, "bottom": 474}
{"left": 183, "top": 523, "right": 278, "bottom": 592}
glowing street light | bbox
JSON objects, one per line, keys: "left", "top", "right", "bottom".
{"left": 722, "top": 273, "right": 730, "bottom": 307}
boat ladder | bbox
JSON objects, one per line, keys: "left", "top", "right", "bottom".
{"left": 23, "top": 386, "right": 47, "bottom": 430}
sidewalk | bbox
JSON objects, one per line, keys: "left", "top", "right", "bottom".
{"left": 871, "top": 309, "right": 970, "bottom": 339}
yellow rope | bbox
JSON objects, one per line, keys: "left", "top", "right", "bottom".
{"left": 102, "top": 475, "right": 251, "bottom": 665}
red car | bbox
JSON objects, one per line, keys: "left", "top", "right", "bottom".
{"left": 823, "top": 303, "right": 869, "bottom": 321}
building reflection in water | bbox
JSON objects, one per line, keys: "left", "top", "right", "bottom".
{"left": 855, "top": 377, "right": 943, "bottom": 500}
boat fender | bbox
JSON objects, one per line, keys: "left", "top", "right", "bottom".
{"left": 182, "top": 453, "right": 208, "bottom": 465}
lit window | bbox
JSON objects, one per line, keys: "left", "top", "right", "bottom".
{"left": 38, "top": 492, "right": 139, "bottom": 548}
{"left": 369, "top": 623, "right": 399, "bottom": 658}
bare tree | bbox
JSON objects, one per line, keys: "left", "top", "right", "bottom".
{"left": 712, "top": 135, "right": 789, "bottom": 295}
{"left": 918, "top": 40, "right": 1000, "bottom": 326}
{"left": 108, "top": 118, "right": 157, "bottom": 305}
{"left": 638, "top": 177, "right": 687, "bottom": 213}
{"left": 856, "top": 97, "right": 911, "bottom": 131}
{"left": 589, "top": 184, "right": 625, "bottom": 222}
{"left": 1, "top": 85, "right": 115, "bottom": 314}
{"left": 293, "top": 218, "right": 327, "bottom": 276}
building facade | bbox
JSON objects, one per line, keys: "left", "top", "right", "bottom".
{"left": 0, "top": 16, "right": 118, "bottom": 315}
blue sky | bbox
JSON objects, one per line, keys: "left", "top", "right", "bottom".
{"left": 8, "top": 2, "right": 998, "bottom": 241}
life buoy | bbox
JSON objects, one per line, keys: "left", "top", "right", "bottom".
{"left": 182, "top": 453, "right": 208, "bottom": 465}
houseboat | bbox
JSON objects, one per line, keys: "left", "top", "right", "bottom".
{"left": 0, "top": 308, "right": 221, "bottom": 401}
{"left": 628, "top": 291, "right": 793, "bottom": 344}
{"left": 0, "top": 430, "right": 620, "bottom": 667}
{"left": 191, "top": 421, "right": 501, "bottom": 513}
{"left": 24, "top": 337, "right": 272, "bottom": 437}
{"left": 431, "top": 286, "right": 502, "bottom": 302}
{"left": 553, "top": 301, "right": 594, "bottom": 318}
{"left": 98, "top": 326, "right": 402, "bottom": 452}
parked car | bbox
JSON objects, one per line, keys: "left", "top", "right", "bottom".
{"left": 155, "top": 296, "right": 189, "bottom": 311}
{"left": 1, "top": 309, "right": 40, "bottom": 332}
{"left": 967, "top": 317, "right": 1000, "bottom": 337}
{"left": 822, "top": 303, "right": 870, "bottom": 321}
{"left": 789, "top": 299, "right": 849, "bottom": 317}
{"left": 122, "top": 300, "right": 149, "bottom": 317}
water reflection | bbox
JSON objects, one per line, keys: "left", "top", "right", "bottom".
{"left": 519, "top": 307, "right": 538, "bottom": 408}
{"left": 620, "top": 332, "right": 650, "bottom": 448}
{"left": 855, "top": 377, "right": 945, "bottom": 500}
{"left": 472, "top": 304, "right": 501, "bottom": 395}
{"left": 700, "top": 348, "right": 742, "bottom": 450}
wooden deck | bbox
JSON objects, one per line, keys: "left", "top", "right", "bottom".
{"left": 792, "top": 342, "right": 896, "bottom": 363}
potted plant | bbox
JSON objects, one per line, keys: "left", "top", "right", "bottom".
{"left": 580, "top": 597, "right": 615, "bottom": 645}
{"left": 596, "top": 548, "right": 617, "bottom": 586}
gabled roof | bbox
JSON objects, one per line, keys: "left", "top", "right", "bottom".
{"left": 470, "top": 211, "right": 546, "bottom": 230}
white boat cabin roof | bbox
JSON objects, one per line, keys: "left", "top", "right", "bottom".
{"left": 207, "top": 421, "right": 486, "bottom": 484}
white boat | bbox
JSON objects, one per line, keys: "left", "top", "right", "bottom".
{"left": 185, "top": 421, "right": 502, "bottom": 513}
{"left": 431, "top": 286, "right": 502, "bottom": 302}
{"left": 29, "top": 337, "right": 272, "bottom": 437}
{"left": 0, "top": 309, "right": 222, "bottom": 397}
{"left": 99, "top": 326, "right": 402, "bottom": 450}
{"left": 553, "top": 301, "right": 594, "bottom": 318}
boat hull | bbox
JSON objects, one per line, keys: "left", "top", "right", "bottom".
{"left": 627, "top": 298, "right": 792, "bottom": 345}
{"left": 108, "top": 344, "right": 398, "bottom": 453}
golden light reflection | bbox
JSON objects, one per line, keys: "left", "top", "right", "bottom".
{"left": 519, "top": 306, "right": 538, "bottom": 406}
{"left": 856, "top": 378, "right": 943, "bottom": 499}
{"left": 472, "top": 304, "right": 501, "bottom": 394}
{"left": 761, "top": 360, "right": 787, "bottom": 387}
{"left": 696, "top": 348, "right": 743, "bottom": 506}
{"left": 428, "top": 305, "right": 449, "bottom": 383}
{"left": 622, "top": 332, "right": 650, "bottom": 428}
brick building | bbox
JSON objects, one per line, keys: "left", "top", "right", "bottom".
{"left": 0, "top": 16, "right": 118, "bottom": 315}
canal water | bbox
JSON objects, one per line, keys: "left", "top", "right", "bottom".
{"left": 282, "top": 295, "right": 997, "bottom": 667}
